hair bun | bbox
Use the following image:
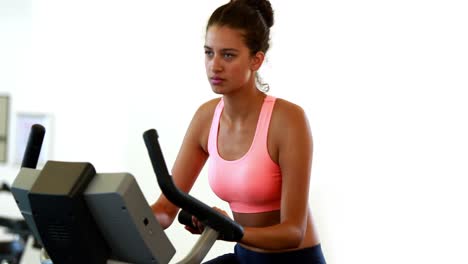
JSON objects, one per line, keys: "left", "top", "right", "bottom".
{"left": 240, "top": 0, "right": 274, "bottom": 28}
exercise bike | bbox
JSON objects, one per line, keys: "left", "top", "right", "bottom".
{"left": 9, "top": 124, "right": 243, "bottom": 264}
{"left": 0, "top": 182, "right": 34, "bottom": 264}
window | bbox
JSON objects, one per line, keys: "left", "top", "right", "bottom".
{"left": 0, "top": 95, "right": 9, "bottom": 163}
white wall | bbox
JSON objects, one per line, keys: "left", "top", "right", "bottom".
{"left": 1, "top": 0, "right": 468, "bottom": 263}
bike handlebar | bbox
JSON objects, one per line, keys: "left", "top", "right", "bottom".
{"left": 143, "top": 129, "right": 243, "bottom": 242}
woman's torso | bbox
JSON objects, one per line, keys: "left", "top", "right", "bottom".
{"left": 199, "top": 96, "right": 320, "bottom": 252}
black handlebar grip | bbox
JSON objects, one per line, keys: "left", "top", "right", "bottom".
{"left": 178, "top": 210, "right": 197, "bottom": 230}
{"left": 21, "top": 124, "right": 45, "bottom": 169}
{"left": 0, "top": 182, "right": 11, "bottom": 192}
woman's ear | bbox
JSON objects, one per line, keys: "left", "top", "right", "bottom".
{"left": 250, "top": 51, "right": 265, "bottom": 71}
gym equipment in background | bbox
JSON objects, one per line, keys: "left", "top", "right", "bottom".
{"left": 10, "top": 124, "right": 243, "bottom": 264}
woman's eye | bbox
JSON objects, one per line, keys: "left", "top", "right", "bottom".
{"left": 224, "top": 53, "right": 235, "bottom": 59}
{"left": 205, "top": 50, "right": 213, "bottom": 57}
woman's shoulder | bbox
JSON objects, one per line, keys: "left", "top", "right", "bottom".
{"left": 272, "top": 97, "right": 308, "bottom": 121}
{"left": 270, "top": 97, "right": 312, "bottom": 146}
{"left": 193, "top": 97, "right": 222, "bottom": 121}
{"left": 199, "top": 97, "right": 222, "bottom": 110}
{"left": 188, "top": 97, "right": 222, "bottom": 133}
{"left": 185, "top": 97, "right": 222, "bottom": 152}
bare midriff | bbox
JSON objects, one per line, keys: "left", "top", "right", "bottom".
{"left": 233, "top": 209, "right": 321, "bottom": 253}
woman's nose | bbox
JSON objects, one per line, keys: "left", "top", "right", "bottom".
{"left": 211, "top": 56, "right": 223, "bottom": 72}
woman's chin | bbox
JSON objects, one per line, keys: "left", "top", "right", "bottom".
{"left": 211, "top": 86, "right": 227, "bottom": 94}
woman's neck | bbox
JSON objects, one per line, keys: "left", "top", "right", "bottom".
{"left": 222, "top": 88, "right": 266, "bottom": 122}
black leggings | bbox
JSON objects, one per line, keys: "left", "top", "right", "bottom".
{"left": 204, "top": 244, "right": 326, "bottom": 264}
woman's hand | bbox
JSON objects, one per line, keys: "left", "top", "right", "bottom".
{"left": 184, "top": 215, "right": 204, "bottom": 234}
{"left": 184, "top": 207, "right": 230, "bottom": 235}
{"left": 154, "top": 211, "right": 174, "bottom": 230}
{"left": 151, "top": 202, "right": 176, "bottom": 230}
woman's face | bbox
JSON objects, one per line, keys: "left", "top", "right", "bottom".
{"left": 204, "top": 25, "right": 256, "bottom": 95}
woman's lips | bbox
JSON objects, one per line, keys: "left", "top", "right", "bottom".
{"left": 210, "top": 77, "right": 225, "bottom": 85}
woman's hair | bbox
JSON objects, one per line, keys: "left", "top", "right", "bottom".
{"left": 207, "top": 0, "right": 274, "bottom": 92}
{"left": 207, "top": 0, "right": 274, "bottom": 56}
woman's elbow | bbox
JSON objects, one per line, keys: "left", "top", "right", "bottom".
{"left": 282, "top": 225, "right": 305, "bottom": 249}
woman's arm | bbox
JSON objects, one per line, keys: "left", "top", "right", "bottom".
{"left": 151, "top": 101, "right": 215, "bottom": 228}
{"left": 240, "top": 100, "right": 313, "bottom": 250}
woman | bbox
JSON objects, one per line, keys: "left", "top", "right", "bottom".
{"left": 151, "top": 0, "right": 326, "bottom": 263}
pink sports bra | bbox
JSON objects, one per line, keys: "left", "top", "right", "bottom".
{"left": 207, "top": 95, "right": 282, "bottom": 213}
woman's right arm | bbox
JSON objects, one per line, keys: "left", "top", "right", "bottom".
{"left": 151, "top": 100, "right": 215, "bottom": 229}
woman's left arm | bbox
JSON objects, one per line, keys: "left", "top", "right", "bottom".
{"left": 240, "top": 102, "right": 313, "bottom": 250}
